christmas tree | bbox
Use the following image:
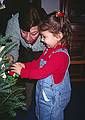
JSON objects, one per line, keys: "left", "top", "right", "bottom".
{"left": 0, "top": 35, "right": 26, "bottom": 119}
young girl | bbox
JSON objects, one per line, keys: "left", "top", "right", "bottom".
{"left": 11, "top": 11, "right": 72, "bottom": 120}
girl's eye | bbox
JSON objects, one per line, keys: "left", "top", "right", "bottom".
{"left": 41, "top": 36, "right": 45, "bottom": 42}
{"left": 42, "top": 36, "right": 45, "bottom": 39}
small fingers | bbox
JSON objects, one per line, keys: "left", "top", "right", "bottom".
{"left": 9, "top": 62, "right": 25, "bottom": 75}
{"left": 12, "top": 62, "right": 25, "bottom": 68}
{"left": 18, "top": 63, "right": 25, "bottom": 68}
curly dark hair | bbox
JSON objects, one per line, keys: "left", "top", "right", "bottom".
{"left": 38, "top": 11, "right": 72, "bottom": 50}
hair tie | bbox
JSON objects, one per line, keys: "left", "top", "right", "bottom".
{"left": 56, "top": 12, "right": 64, "bottom": 17}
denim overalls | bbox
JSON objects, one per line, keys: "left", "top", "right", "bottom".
{"left": 36, "top": 48, "right": 71, "bottom": 120}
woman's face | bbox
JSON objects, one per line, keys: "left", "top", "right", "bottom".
{"left": 20, "top": 26, "right": 39, "bottom": 44}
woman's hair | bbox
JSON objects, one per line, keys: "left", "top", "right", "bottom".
{"left": 19, "top": 3, "right": 47, "bottom": 31}
{"left": 39, "top": 11, "right": 72, "bottom": 50}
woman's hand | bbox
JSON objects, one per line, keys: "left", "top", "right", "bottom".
{"left": 6, "top": 54, "right": 14, "bottom": 64}
{"left": 10, "top": 62, "right": 25, "bottom": 75}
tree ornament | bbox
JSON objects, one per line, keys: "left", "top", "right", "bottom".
{"left": 8, "top": 71, "right": 19, "bottom": 79}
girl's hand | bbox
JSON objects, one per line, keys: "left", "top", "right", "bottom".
{"left": 10, "top": 62, "right": 25, "bottom": 75}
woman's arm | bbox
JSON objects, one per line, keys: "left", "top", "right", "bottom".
{"left": 5, "top": 13, "right": 20, "bottom": 62}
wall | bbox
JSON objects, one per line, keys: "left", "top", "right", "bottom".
{"left": 41, "top": 0, "right": 60, "bottom": 14}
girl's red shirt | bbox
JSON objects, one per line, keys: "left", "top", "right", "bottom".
{"left": 20, "top": 45, "right": 69, "bottom": 84}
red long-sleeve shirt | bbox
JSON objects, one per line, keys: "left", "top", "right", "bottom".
{"left": 20, "top": 45, "right": 69, "bottom": 84}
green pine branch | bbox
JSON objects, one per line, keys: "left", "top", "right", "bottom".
{"left": 0, "top": 35, "right": 26, "bottom": 118}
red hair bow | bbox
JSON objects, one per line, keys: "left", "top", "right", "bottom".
{"left": 56, "top": 12, "right": 64, "bottom": 17}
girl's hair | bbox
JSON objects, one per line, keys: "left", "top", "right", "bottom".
{"left": 19, "top": 3, "right": 47, "bottom": 31}
{"left": 39, "top": 11, "right": 72, "bottom": 50}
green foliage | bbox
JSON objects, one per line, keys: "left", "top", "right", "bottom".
{"left": 0, "top": 35, "right": 18, "bottom": 58}
{"left": 0, "top": 35, "right": 26, "bottom": 118}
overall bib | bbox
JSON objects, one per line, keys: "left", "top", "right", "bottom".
{"left": 36, "top": 48, "right": 71, "bottom": 120}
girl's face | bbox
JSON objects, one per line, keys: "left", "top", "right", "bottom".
{"left": 20, "top": 26, "right": 39, "bottom": 44}
{"left": 41, "top": 30, "right": 63, "bottom": 48}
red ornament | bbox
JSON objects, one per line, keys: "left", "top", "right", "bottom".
{"left": 8, "top": 71, "right": 15, "bottom": 76}
{"left": 7, "top": 71, "right": 19, "bottom": 78}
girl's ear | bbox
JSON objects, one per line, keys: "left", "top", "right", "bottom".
{"left": 55, "top": 32, "right": 63, "bottom": 41}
